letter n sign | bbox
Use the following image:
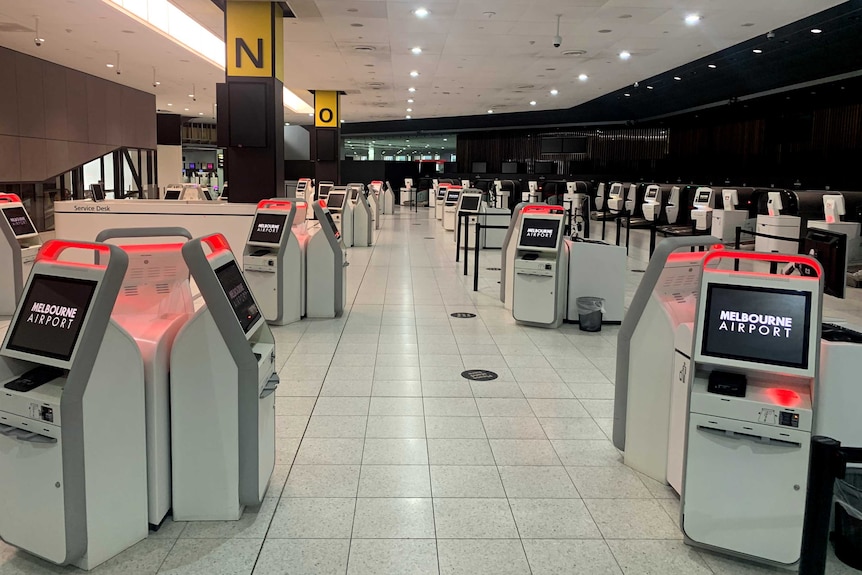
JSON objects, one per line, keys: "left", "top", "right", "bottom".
{"left": 236, "top": 38, "right": 264, "bottom": 69}
{"left": 226, "top": 1, "right": 274, "bottom": 78}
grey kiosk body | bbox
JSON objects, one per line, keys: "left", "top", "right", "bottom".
{"left": 307, "top": 201, "right": 347, "bottom": 318}
{"left": 0, "top": 194, "right": 42, "bottom": 315}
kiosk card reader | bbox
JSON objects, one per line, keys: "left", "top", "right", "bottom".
{"left": 0, "top": 194, "right": 42, "bottom": 315}
{"left": 306, "top": 201, "right": 347, "bottom": 318}
{"left": 681, "top": 250, "right": 823, "bottom": 567}
{"left": 691, "top": 187, "right": 715, "bottom": 231}
{"left": 243, "top": 200, "right": 302, "bottom": 326}
{"left": 512, "top": 207, "right": 568, "bottom": 328}
{"left": 0, "top": 240, "right": 147, "bottom": 569}
{"left": 171, "top": 234, "right": 277, "bottom": 520}
{"left": 443, "top": 187, "right": 463, "bottom": 231}
{"left": 326, "top": 189, "right": 354, "bottom": 248}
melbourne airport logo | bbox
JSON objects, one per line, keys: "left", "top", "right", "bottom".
{"left": 27, "top": 302, "right": 79, "bottom": 330}
{"left": 257, "top": 223, "right": 280, "bottom": 234}
{"left": 9, "top": 215, "right": 27, "bottom": 227}
{"left": 717, "top": 310, "right": 793, "bottom": 338}
{"left": 525, "top": 227, "right": 554, "bottom": 238}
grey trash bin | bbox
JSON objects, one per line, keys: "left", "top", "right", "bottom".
{"left": 833, "top": 470, "right": 862, "bottom": 569}
{"left": 576, "top": 297, "right": 604, "bottom": 332}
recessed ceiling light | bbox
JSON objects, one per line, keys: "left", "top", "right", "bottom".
{"left": 624, "top": 93, "right": 630, "bottom": 97}
{"left": 685, "top": 14, "right": 701, "bottom": 25}
{"left": 410, "top": 70, "right": 419, "bottom": 77}
{"left": 811, "top": 28, "right": 822, "bottom": 34}
{"left": 341, "top": 119, "right": 345, "bottom": 123}
{"left": 413, "top": 7, "right": 429, "bottom": 18}
{"left": 309, "top": 113, "right": 314, "bottom": 116}
{"left": 619, "top": 50, "right": 631, "bottom": 60}
{"left": 443, "top": 138, "right": 447, "bottom": 141}
{"left": 406, "top": 139, "right": 410, "bottom": 142}
{"left": 184, "top": 108, "right": 189, "bottom": 111}
{"left": 411, "top": 46, "right": 422, "bottom": 54}
{"left": 285, "top": 122, "right": 289, "bottom": 125}
{"left": 406, "top": 115, "right": 412, "bottom": 119}
{"left": 408, "top": 87, "right": 416, "bottom": 93}
{"left": 106, "top": 63, "right": 114, "bottom": 68}
{"left": 188, "top": 93, "right": 194, "bottom": 98}
{"left": 487, "top": 109, "right": 493, "bottom": 113}
{"left": 530, "top": 101, "right": 537, "bottom": 106}
{"left": 167, "top": 103, "right": 173, "bottom": 106}
{"left": 198, "top": 112, "right": 203, "bottom": 115}
{"left": 673, "top": 76, "right": 682, "bottom": 81}
{"left": 578, "top": 74, "right": 588, "bottom": 81}
{"left": 646, "top": 86, "right": 653, "bottom": 90}
{"left": 550, "top": 89, "right": 559, "bottom": 95}
{"left": 708, "top": 64, "right": 717, "bottom": 69}
{"left": 752, "top": 49, "right": 762, "bottom": 54}
{"left": 407, "top": 108, "right": 413, "bottom": 112}
{"left": 407, "top": 98, "right": 414, "bottom": 103}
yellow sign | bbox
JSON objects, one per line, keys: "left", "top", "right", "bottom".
{"left": 226, "top": 2, "right": 282, "bottom": 79}
{"left": 315, "top": 91, "right": 340, "bottom": 128}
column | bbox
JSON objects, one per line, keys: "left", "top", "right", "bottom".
{"left": 311, "top": 90, "right": 341, "bottom": 184}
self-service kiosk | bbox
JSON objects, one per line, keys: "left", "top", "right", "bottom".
{"left": 401, "top": 178, "right": 414, "bottom": 206}
{"left": 306, "top": 201, "right": 347, "bottom": 318}
{"left": 383, "top": 182, "right": 396, "bottom": 214}
{"left": 512, "top": 207, "right": 568, "bottom": 328}
{"left": 295, "top": 178, "right": 312, "bottom": 201}
{"left": 809, "top": 193, "right": 862, "bottom": 265}
{"left": 641, "top": 185, "right": 664, "bottom": 222}
{"left": 0, "top": 194, "right": 41, "bottom": 315}
{"left": 500, "top": 203, "right": 544, "bottom": 310}
{"left": 368, "top": 181, "right": 383, "bottom": 229}
{"left": 0, "top": 240, "right": 147, "bottom": 569}
{"left": 454, "top": 191, "right": 483, "bottom": 248}
{"left": 171, "top": 234, "right": 277, "bottom": 520}
{"left": 352, "top": 189, "right": 373, "bottom": 247}
{"left": 442, "top": 187, "right": 463, "bottom": 231}
{"left": 326, "top": 189, "right": 354, "bottom": 248}
{"left": 93, "top": 227, "right": 195, "bottom": 529}
{"left": 711, "top": 188, "right": 756, "bottom": 243}
{"left": 681, "top": 251, "right": 823, "bottom": 567}
{"left": 606, "top": 183, "right": 626, "bottom": 212}
{"left": 755, "top": 190, "right": 831, "bottom": 256}
{"left": 525, "top": 181, "right": 539, "bottom": 203}
{"left": 317, "top": 181, "right": 334, "bottom": 203}
{"left": 691, "top": 187, "right": 715, "bottom": 231}
{"left": 435, "top": 185, "right": 449, "bottom": 221}
{"left": 243, "top": 200, "right": 302, "bottom": 326}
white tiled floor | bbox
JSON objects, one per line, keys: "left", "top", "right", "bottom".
{"left": 1, "top": 207, "right": 860, "bottom": 574}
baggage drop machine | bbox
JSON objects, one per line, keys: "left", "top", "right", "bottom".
{"left": 435, "top": 185, "right": 449, "bottom": 221}
{"left": 0, "top": 194, "right": 42, "bottom": 315}
{"left": 512, "top": 207, "right": 568, "bottom": 328}
{"left": 352, "top": 188, "right": 373, "bottom": 247}
{"left": 442, "top": 186, "right": 463, "bottom": 231}
{"left": 711, "top": 188, "right": 756, "bottom": 243}
{"left": 243, "top": 200, "right": 303, "bottom": 326}
{"left": 306, "top": 201, "right": 347, "bottom": 318}
{"left": 171, "top": 233, "right": 277, "bottom": 521}
{"left": 326, "top": 189, "right": 354, "bottom": 248}
{"left": 0, "top": 240, "right": 148, "bottom": 569}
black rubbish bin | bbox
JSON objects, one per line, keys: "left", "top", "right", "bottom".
{"left": 833, "top": 470, "right": 862, "bottom": 569}
{"left": 576, "top": 297, "right": 604, "bottom": 332}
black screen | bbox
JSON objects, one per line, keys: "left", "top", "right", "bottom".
{"left": 90, "top": 184, "right": 104, "bottom": 201}
{"left": 229, "top": 83, "right": 267, "bottom": 148}
{"left": 6, "top": 275, "right": 97, "bottom": 362}
{"left": 502, "top": 162, "right": 521, "bottom": 174}
{"left": 534, "top": 162, "right": 557, "bottom": 174}
{"left": 472, "top": 162, "right": 487, "bottom": 174}
{"left": 701, "top": 284, "right": 812, "bottom": 369}
{"left": 323, "top": 211, "right": 341, "bottom": 239}
{"left": 165, "top": 189, "right": 181, "bottom": 200}
{"left": 3, "top": 207, "right": 36, "bottom": 237}
{"left": 803, "top": 229, "right": 847, "bottom": 299}
{"left": 329, "top": 193, "right": 347, "bottom": 209}
{"left": 645, "top": 188, "right": 658, "bottom": 200}
{"left": 562, "top": 137, "right": 588, "bottom": 154}
{"left": 316, "top": 130, "right": 339, "bottom": 161}
{"left": 249, "top": 213, "right": 287, "bottom": 245}
{"left": 519, "top": 218, "right": 559, "bottom": 249}
{"left": 541, "top": 138, "right": 563, "bottom": 154}
{"left": 350, "top": 189, "right": 360, "bottom": 200}
{"left": 696, "top": 191, "right": 711, "bottom": 203}
{"left": 460, "top": 196, "right": 481, "bottom": 212}
{"left": 446, "top": 191, "right": 461, "bottom": 203}
{"left": 215, "top": 261, "right": 261, "bottom": 333}
{"left": 318, "top": 184, "right": 333, "bottom": 199}
{"left": 437, "top": 188, "right": 447, "bottom": 199}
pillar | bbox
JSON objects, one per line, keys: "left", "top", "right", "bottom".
{"left": 312, "top": 91, "right": 341, "bottom": 184}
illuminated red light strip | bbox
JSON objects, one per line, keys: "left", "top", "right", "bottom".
{"left": 118, "top": 243, "right": 185, "bottom": 253}
{"left": 0, "top": 193, "right": 23, "bottom": 204}
{"left": 201, "top": 233, "right": 232, "bottom": 259}
{"left": 702, "top": 249, "right": 823, "bottom": 278}
{"left": 523, "top": 205, "right": 564, "bottom": 215}
{"left": 257, "top": 200, "right": 293, "bottom": 211}
{"left": 36, "top": 239, "right": 111, "bottom": 268}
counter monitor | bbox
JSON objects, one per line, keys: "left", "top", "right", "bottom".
{"left": 5, "top": 274, "right": 98, "bottom": 362}
{"left": 215, "top": 261, "right": 261, "bottom": 333}
{"left": 700, "top": 284, "right": 811, "bottom": 370}
{"left": 460, "top": 195, "right": 481, "bottom": 212}
{"left": 446, "top": 190, "right": 461, "bottom": 203}
{"left": 90, "top": 184, "right": 105, "bottom": 202}
{"left": 696, "top": 190, "right": 712, "bottom": 203}
{"left": 318, "top": 183, "right": 333, "bottom": 200}
{"left": 327, "top": 192, "right": 346, "bottom": 210}
{"left": 248, "top": 213, "right": 288, "bottom": 245}
{"left": 3, "top": 206, "right": 37, "bottom": 238}
{"left": 518, "top": 218, "right": 560, "bottom": 250}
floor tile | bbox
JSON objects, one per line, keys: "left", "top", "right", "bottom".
{"left": 347, "top": 539, "right": 438, "bottom": 575}
{"left": 181, "top": 498, "right": 277, "bottom": 539}
{"left": 482, "top": 416, "right": 546, "bottom": 439}
{"left": 358, "top": 465, "right": 432, "bottom": 498}
{"left": 527, "top": 399, "right": 589, "bottom": 418}
{"left": 430, "top": 466, "right": 505, "bottom": 498}
{"left": 352, "top": 498, "right": 435, "bottom": 538}
{"left": 253, "top": 539, "right": 350, "bottom": 575}
{"left": 579, "top": 399, "right": 615, "bottom": 419}
{"left": 369, "top": 397, "right": 424, "bottom": 416}
{"left": 498, "top": 466, "right": 579, "bottom": 498}
{"left": 437, "top": 539, "right": 531, "bottom": 575}
{"left": 277, "top": 396, "right": 316, "bottom": 416}
{"left": 362, "top": 438, "right": 429, "bottom": 465}
{"left": 420, "top": 381, "right": 474, "bottom": 398}
{"left": 423, "top": 398, "right": 479, "bottom": 417}
{"left": 475, "top": 398, "right": 534, "bottom": 417}
{"left": 283, "top": 465, "right": 361, "bottom": 498}
{"left": 539, "top": 418, "right": 606, "bottom": 440}
{"left": 606, "top": 540, "right": 712, "bottom": 574}
{"left": 268, "top": 498, "right": 356, "bottom": 539}
{"left": 517, "top": 382, "right": 574, "bottom": 399}
{"left": 509, "top": 499, "right": 601, "bottom": 539}
{"left": 469, "top": 381, "right": 525, "bottom": 398}
{"left": 433, "top": 498, "right": 519, "bottom": 539}
{"left": 304, "top": 416, "right": 368, "bottom": 438}
{"left": 425, "top": 416, "right": 486, "bottom": 438}
{"left": 566, "top": 466, "right": 652, "bottom": 499}
{"left": 366, "top": 415, "right": 426, "bottom": 438}
{"left": 158, "top": 538, "right": 262, "bottom": 575}
{"left": 371, "top": 381, "right": 423, "bottom": 397}
{"left": 320, "top": 380, "right": 374, "bottom": 397}
{"left": 427, "top": 438, "right": 495, "bottom": 465}
{"left": 551, "top": 440, "right": 623, "bottom": 467}
{"left": 584, "top": 499, "right": 682, "bottom": 539}
{"left": 523, "top": 539, "right": 623, "bottom": 575}
{"left": 294, "top": 438, "right": 365, "bottom": 465}
{"left": 566, "top": 383, "right": 616, "bottom": 399}
{"left": 80, "top": 538, "right": 175, "bottom": 575}
{"left": 313, "top": 397, "right": 371, "bottom": 416}
{"left": 489, "top": 439, "right": 561, "bottom": 466}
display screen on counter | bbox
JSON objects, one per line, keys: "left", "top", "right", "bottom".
{"left": 518, "top": 218, "right": 559, "bottom": 249}
{"left": 6, "top": 275, "right": 97, "bottom": 361}
{"left": 215, "top": 261, "right": 261, "bottom": 333}
{"left": 164, "top": 189, "right": 181, "bottom": 200}
{"left": 460, "top": 195, "right": 481, "bottom": 212}
{"left": 446, "top": 191, "right": 461, "bottom": 203}
{"left": 3, "top": 206, "right": 36, "bottom": 237}
{"left": 249, "top": 213, "right": 287, "bottom": 245}
{"left": 327, "top": 192, "right": 346, "bottom": 210}
{"left": 697, "top": 190, "right": 712, "bottom": 203}
{"left": 701, "top": 283, "right": 811, "bottom": 369}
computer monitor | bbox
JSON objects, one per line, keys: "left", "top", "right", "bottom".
{"left": 608, "top": 184, "right": 623, "bottom": 199}
{"left": 699, "top": 283, "right": 812, "bottom": 370}
{"left": 327, "top": 191, "right": 346, "bottom": 210}
{"left": 472, "top": 162, "right": 487, "bottom": 174}
{"left": 214, "top": 260, "right": 261, "bottom": 334}
{"left": 459, "top": 195, "right": 481, "bottom": 212}
{"left": 248, "top": 213, "right": 288, "bottom": 246}
{"left": 164, "top": 189, "right": 181, "bottom": 200}
{"left": 802, "top": 228, "right": 847, "bottom": 299}
{"left": 206, "top": 163, "right": 214, "bottom": 171}
{"left": 201, "top": 188, "right": 213, "bottom": 201}
{"left": 695, "top": 189, "right": 712, "bottom": 204}
{"left": 317, "top": 183, "right": 333, "bottom": 200}
{"left": 3, "top": 206, "right": 37, "bottom": 238}
{"left": 437, "top": 186, "right": 448, "bottom": 200}
{"left": 90, "top": 184, "right": 105, "bottom": 202}
{"left": 446, "top": 190, "right": 461, "bottom": 203}
{"left": 3, "top": 274, "right": 98, "bottom": 364}
{"left": 518, "top": 217, "right": 561, "bottom": 251}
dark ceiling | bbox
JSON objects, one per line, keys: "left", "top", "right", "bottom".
{"left": 343, "top": 0, "right": 862, "bottom": 136}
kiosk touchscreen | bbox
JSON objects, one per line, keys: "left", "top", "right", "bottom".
{"left": 317, "top": 181, "right": 334, "bottom": 202}
{"left": 171, "top": 234, "right": 277, "bottom": 520}
{"left": 442, "top": 187, "right": 463, "bottom": 231}
{"left": 512, "top": 208, "right": 568, "bottom": 328}
{"left": 0, "top": 194, "right": 42, "bottom": 315}
{"left": 681, "top": 251, "right": 822, "bottom": 567}
{"left": 454, "top": 192, "right": 483, "bottom": 248}
{"left": 691, "top": 187, "right": 715, "bottom": 231}
{"left": 326, "top": 190, "right": 354, "bottom": 248}
{"left": 306, "top": 201, "right": 347, "bottom": 318}
{"left": 164, "top": 186, "right": 182, "bottom": 200}
{"left": 0, "top": 240, "right": 147, "bottom": 569}
{"left": 243, "top": 200, "right": 302, "bottom": 326}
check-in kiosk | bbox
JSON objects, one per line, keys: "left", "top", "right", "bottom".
{"left": 755, "top": 190, "right": 830, "bottom": 256}
{"left": 93, "top": 227, "right": 195, "bottom": 529}
{"left": 0, "top": 240, "right": 147, "bottom": 569}
{"left": 454, "top": 191, "right": 483, "bottom": 248}
{"left": 326, "top": 189, "right": 354, "bottom": 248}
{"left": 512, "top": 207, "right": 568, "bottom": 328}
{"left": 809, "top": 193, "right": 862, "bottom": 266}
{"left": 368, "top": 181, "right": 383, "bottom": 229}
{"left": 306, "top": 201, "right": 347, "bottom": 318}
{"left": 641, "top": 185, "right": 664, "bottom": 222}
{"left": 243, "top": 200, "right": 302, "bottom": 326}
{"left": 352, "top": 189, "right": 373, "bottom": 247}
{"left": 401, "top": 178, "right": 414, "bottom": 206}
{"left": 0, "top": 194, "right": 42, "bottom": 315}
{"left": 435, "top": 185, "right": 449, "bottom": 221}
{"left": 524, "top": 181, "right": 539, "bottom": 203}
{"left": 317, "top": 181, "right": 334, "bottom": 203}
{"left": 681, "top": 251, "right": 822, "bottom": 567}
{"left": 606, "top": 182, "right": 626, "bottom": 212}
{"left": 171, "top": 233, "right": 277, "bottom": 520}
{"left": 295, "top": 178, "right": 312, "bottom": 201}
{"left": 563, "top": 181, "right": 590, "bottom": 237}
{"left": 711, "top": 188, "right": 756, "bottom": 243}
{"left": 442, "top": 187, "right": 463, "bottom": 231}
{"left": 383, "top": 181, "right": 396, "bottom": 214}
{"left": 500, "top": 203, "right": 544, "bottom": 310}
{"left": 691, "top": 187, "right": 715, "bottom": 231}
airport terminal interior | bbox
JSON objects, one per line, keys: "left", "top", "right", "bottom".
{"left": 3, "top": 0, "right": 862, "bottom": 574}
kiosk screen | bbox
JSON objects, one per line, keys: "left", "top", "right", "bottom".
{"left": 437, "top": 188, "right": 447, "bottom": 200}
{"left": 323, "top": 211, "right": 341, "bottom": 240}
{"left": 701, "top": 284, "right": 811, "bottom": 369}
{"left": 90, "top": 184, "right": 105, "bottom": 202}
{"left": 318, "top": 184, "right": 333, "bottom": 199}
{"left": 3, "top": 207, "right": 36, "bottom": 237}
{"left": 6, "top": 275, "right": 97, "bottom": 361}
{"left": 350, "top": 189, "right": 360, "bottom": 201}
{"left": 327, "top": 192, "right": 346, "bottom": 210}
{"left": 645, "top": 188, "right": 658, "bottom": 200}
{"left": 696, "top": 190, "right": 711, "bottom": 203}
{"left": 519, "top": 218, "right": 559, "bottom": 249}
{"left": 165, "top": 189, "right": 181, "bottom": 200}
{"left": 460, "top": 196, "right": 481, "bottom": 212}
{"left": 249, "top": 213, "right": 287, "bottom": 245}
{"left": 215, "top": 261, "right": 261, "bottom": 333}
{"left": 446, "top": 191, "right": 461, "bottom": 203}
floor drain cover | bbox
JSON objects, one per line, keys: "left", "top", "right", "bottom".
{"left": 461, "top": 369, "right": 498, "bottom": 381}
{"left": 632, "top": 269, "right": 646, "bottom": 273}
{"left": 486, "top": 267, "right": 501, "bottom": 271}
{"left": 450, "top": 312, "right": 477, "bottom": 319}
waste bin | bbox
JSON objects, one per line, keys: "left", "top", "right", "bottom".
{"left": 576, "top": 297, "right": 604, "bottom": 332}
{"left": 833, "top": 470, "right": 862, "bottom": 569}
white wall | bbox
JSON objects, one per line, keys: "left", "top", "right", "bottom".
{"left": 284, "top": 125, "right": 310, "bottom": 160}
{"left": 157, "top": 145, "right": 183, "bottom": 190}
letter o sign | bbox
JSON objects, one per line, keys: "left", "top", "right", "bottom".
{"left": 319, "top": 108, "right": 333, "bottom": 124}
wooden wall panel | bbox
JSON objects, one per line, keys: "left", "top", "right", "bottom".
{"left": 15, "top": 54, "right": 46, "bottom": 139}
{"left": 43, "top": 62, "right": 69, "bottom": 142}
{"left": 0, "top": 50, "right": 19, "bottom": 136}
{"left": 65, "top": 71, "right": 89, "bottom": 143}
